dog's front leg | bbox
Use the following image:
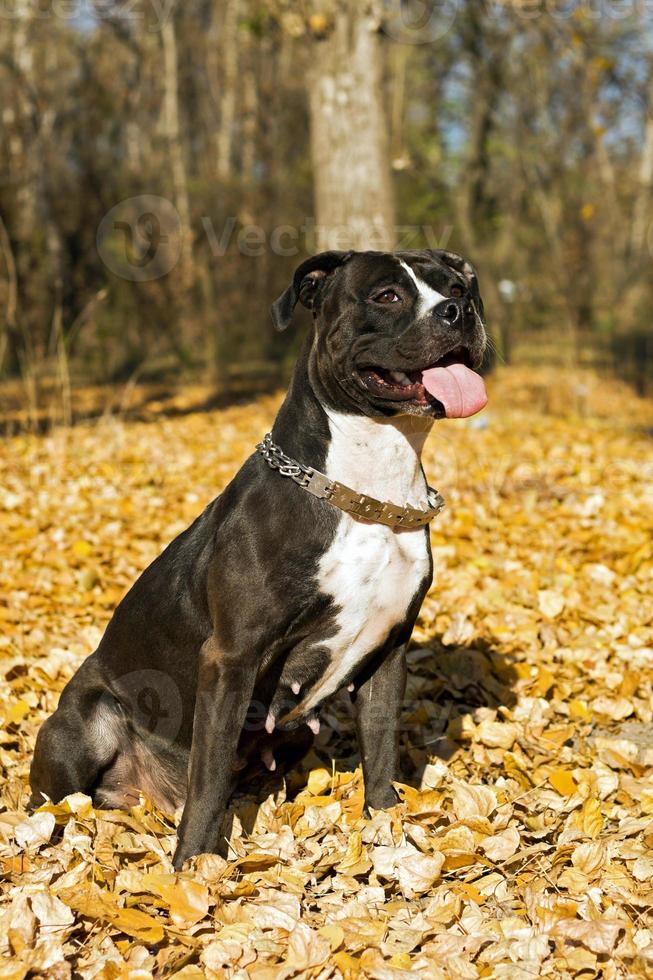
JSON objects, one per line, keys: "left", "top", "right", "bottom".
{"left": 173, "top": 635, "right": 257, "bottom": 869}
{"left": 352, "top": 641, "right": 407, "bottom": 811}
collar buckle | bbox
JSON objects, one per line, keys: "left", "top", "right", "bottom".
{"left": 302, "top": 468, "right": 335, "bottom": 499}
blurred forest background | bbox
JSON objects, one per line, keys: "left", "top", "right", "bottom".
{"left": 1, "top": 0, "right": 652, "bottom": 429}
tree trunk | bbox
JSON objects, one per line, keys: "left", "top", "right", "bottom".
{"left": 215, "top": 0, "right": 240, "bottom": 181}
{"left": 11, "top": 0, "right": 38, "bottom": 238}
{"left": 240, "top": 25, "right": 258, "bottom": 191}
{"left": 0, "top": 211, "right": 19, "bottom": 375}
{"left": 307, "top": 2, "right": 395, "bottom": 251}
{"left": 630, "top": 60, "right": 653, "bottom": 258}
{"left": 161, "top": 18, "right": 193, "bottom": 288}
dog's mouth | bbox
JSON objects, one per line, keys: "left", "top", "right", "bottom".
{"left": 357, "top": 347, "right": 488, "bottom": 419}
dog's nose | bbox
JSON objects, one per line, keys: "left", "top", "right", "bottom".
{"left": 433, "top": 299, "right": 462, "bottom": 326}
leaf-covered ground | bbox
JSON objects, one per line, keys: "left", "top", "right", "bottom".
{"left": 1, "top": 367, "right": 652, "bottom": 979}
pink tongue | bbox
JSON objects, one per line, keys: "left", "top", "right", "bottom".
{"left": 421, "top": 363, "right": 488, "bottom": 419}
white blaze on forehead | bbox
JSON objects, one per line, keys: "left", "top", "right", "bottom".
{"left": 399, "top": 260, "right": 447, "bottom": 316}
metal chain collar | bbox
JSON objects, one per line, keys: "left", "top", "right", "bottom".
{"left": 256, "top": 433, "right": 445, "bottom": 530}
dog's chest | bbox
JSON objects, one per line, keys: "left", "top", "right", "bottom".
{"left": 320, "top": 514, "right": 428, "bottom": 655}
{"left": 302, "top": 411, "right": 431, "bottom": 708}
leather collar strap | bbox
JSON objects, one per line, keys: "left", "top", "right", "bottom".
{"left": 256, "top": 433, "right": 445, "bottom": 530}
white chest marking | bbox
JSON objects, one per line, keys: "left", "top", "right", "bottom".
{"left": 300, "top": 411, "right": 432, "bottom": 711}
{"left": 399, "top": 260, "right": 447, "bottom": 317}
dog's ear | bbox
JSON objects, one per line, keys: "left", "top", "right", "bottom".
{"left": 270, "top": 250, "right": 353, "bottom": 331}
{"left": 430, "top": 249, "right": 479, "bottom": 291}
{"left": 429, "top": 249, "right": 484, "bottom": 320}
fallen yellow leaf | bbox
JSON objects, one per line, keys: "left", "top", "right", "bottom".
{"left": 549, "top": 770, "right": 577, "bottom": 797}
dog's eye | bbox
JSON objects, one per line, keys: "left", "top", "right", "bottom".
{"left": 450, "top": 284, "right": 464, "bottom": 298}
{"left": 374, "top": 289, "right": 401, "bottom": 304}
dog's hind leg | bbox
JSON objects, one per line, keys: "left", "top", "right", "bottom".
{"left": 29, "top": 656, "right": 119, "bottom": 808}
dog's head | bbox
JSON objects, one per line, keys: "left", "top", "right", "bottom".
{"left": 271, "top": 249, "right": 488, "bottom": 419}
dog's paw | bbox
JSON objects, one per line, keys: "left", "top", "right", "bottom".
{"left": 365, "top": 785, "right": 399, "bottom": 811}
{"left": 172, "top": 834, "right": 229, "bottom": 871}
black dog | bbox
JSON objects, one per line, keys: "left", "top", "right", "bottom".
{"left": 30, "top": 249, "right": 487, "bottom": 868}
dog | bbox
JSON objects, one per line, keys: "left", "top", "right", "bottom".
{"left": 30, "top": 248, "right": 487, "bottom": 868}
